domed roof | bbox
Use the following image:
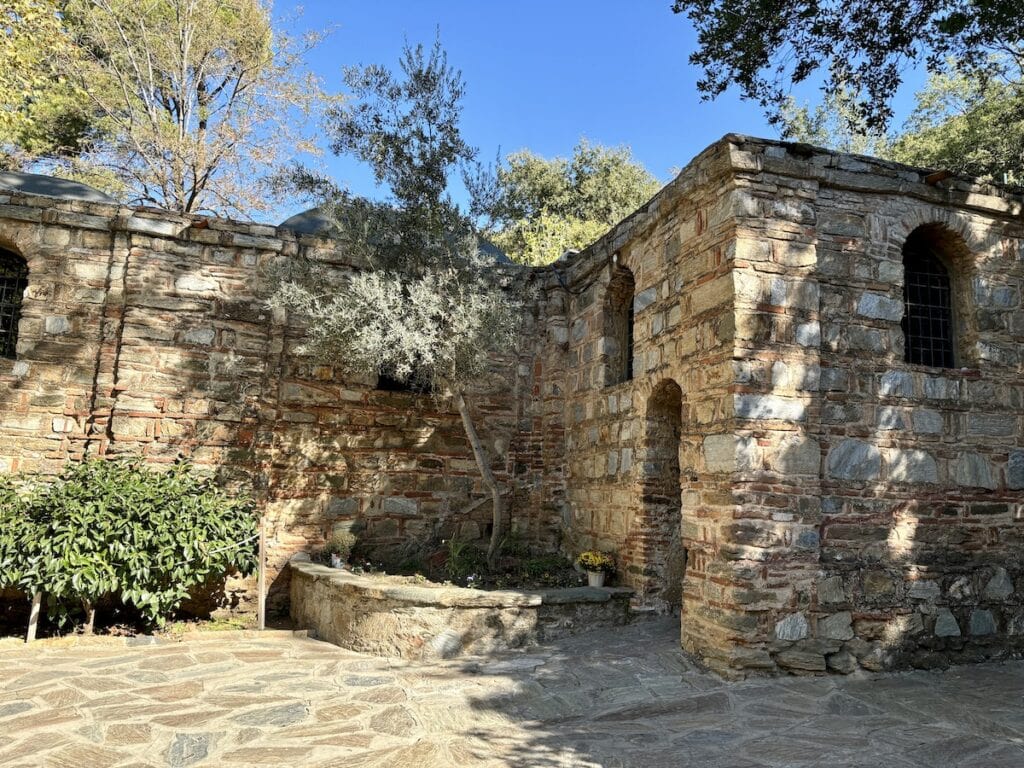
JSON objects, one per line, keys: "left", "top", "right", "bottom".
{"left": 278, "top": 206, "right": 515, "bottom": 265}
{"left": 278, "top": 206, "right": 337, "bottom": 236}
{"left": 0, "top": 171, "right": 116, "bottom": 204}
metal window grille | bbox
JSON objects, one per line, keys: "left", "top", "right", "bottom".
{"left": 903, "top": 245, "right": 955, "bottom": 368}
{"left": 0, "top": 249, "right": 28, "bottom": 360}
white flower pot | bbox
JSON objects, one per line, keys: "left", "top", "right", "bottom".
{"left": 587, "top": 571, "right": 606, "bottom": 588}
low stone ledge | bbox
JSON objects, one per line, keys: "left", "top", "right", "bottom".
{"left": 289, "top": 560, "right": 633, "bottom": 660}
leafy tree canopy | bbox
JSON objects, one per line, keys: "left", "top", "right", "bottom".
{"left": 474, "top": 140, "right": 661, "bottom": 266}
{"left": 781, "top": 57, "right": 1024, "bottom": 185}
{"left": 271, "top": 39, "right": 524, "bottom": 565}
{"left": 0, "top": 0, "right": 94, "bottom": 167}
{"left": 671, "top": 0, "right": 1024, "bottom": 131}
{"left": 3, "top": 0, "right": 330, "bottom": 216}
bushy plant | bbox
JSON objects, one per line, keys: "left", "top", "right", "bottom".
{"left": 325, "top": 530, "right": 357, "bottom": 562}
{"left": 0, "top": 458, "right": 258, "bottom": 628}
{"left": 576, "top": 550, "right": 616, "bottom": 575}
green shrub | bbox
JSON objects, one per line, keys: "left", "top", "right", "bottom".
{"left": 0, "top": 458, "right": 258, "bottom": 628}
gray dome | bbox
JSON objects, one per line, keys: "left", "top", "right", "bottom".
{"left": 278, "top": 206, "right": 337, "bottom": 236}
{"left": 0, "top": 171, "right": 116, "bottom": 204}
{"left": 278, "top": 206, "right": 515, "bottom": 265}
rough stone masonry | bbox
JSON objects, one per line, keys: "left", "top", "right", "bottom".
{"left": 1, "top": 134, "right": 1022, "bottom": 677}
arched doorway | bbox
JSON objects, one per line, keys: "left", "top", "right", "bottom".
{"left": 639, "top": 379, "right": 685, "bottom": 611}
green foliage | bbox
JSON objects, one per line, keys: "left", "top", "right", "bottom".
{"left": 779, "top": 87, "right": 891, "bottom": 157}
{"left": 0, "top": 0, "right": 94, "bottom": 167}
{"left": 325, "top": 530, "right": 357, "bottom": 561}
{"left": 0, "top": 459, "right": 258, "bottom": 628}
{"left": 779, "top": 55, "right": 1024, "bottom": 185}
{"left": 889, "top": 69, "right": 1024, "bottom": 185}
{"left": 271, "top": 38, "right": 523, "bottom": 395}
{"left": 476, "top": 140, "right": 661, "bottom": 265}
{"left": 444, "top": 537, "right": 485, "bottom": 580}
{"left": 671, "top": 0, "right": 1024, "bottom": 131}
{"left": 3, "top": 0, "right": 328, "bottom": 214}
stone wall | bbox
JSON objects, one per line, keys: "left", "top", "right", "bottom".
{"left": 289, "top": 559, "right": 632, "bottom": 659}
{"left": 3, "top": 135, "right": 1023, "bottom": 676}
{"left": 551, "top": 135, "right": 1024, "bottom": 676}
{"left": 0, "top": 193, "right": 558, "bottom": 614}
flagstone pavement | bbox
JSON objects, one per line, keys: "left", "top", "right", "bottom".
{"left": 1, "top": 616, "right": 1023, "bottom": 767}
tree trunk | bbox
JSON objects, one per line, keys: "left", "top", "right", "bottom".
{"left": 82, "top": 600, "right": 96, "bottom": 635}
{"left": 26, "top": 591, "right": 42, "bottom": 644}
{"left": 452, "top": 389, "right": 505, "bottom": 568}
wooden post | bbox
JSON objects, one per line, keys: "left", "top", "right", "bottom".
{"left": 26, "top": 591, "right": 41, "bottom": 643}
{"left": 257, "top": 515, "right": 266, "bottom": 631}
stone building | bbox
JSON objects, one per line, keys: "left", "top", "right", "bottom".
{"left": 1, "top": 136, "right": 1022, "bottom": 676}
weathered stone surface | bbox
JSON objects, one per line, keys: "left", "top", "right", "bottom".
{"left": 774, "top": 613, "right": 809, "bottom": 641}
{"left": 818, "top": 576, "right": 846, "bottom": 605}
{"left": 826, "top": 650, "right": 858, "bottom": 674}
{"left": 934, "top": 608, "right": 961, "bottom": 637}
{"left": 954, "top": 452, "right": 997, "bottom": 490}
{"left": 907, "top": 580, "right": 941, "bottom": 601}
{"left": 856, "top": 292, "right": 903, "bottom": 321}
{"left": 885, "top": 448, "right": 938, "bottom": 484}
{"left": 1008, "top": 450, "right": 1024, "bottom": 490}
{"left": 818, "top": 612, "right": 855, "bottom": 641}
{"left": 775, "top": 648, "right": 827, "bottom": 672}
{"left": 969, "top": 609, "right": 997, "bottom": 636}
{"left": 166, "top": 733, "right": 213, "bottom": 767}
{"left": 827, "top": 439, "right": 881, "bottom": 482}
{"left": 232, "top": 703, "right": 307, "bottom": 727}
{"left": 984, "top": 568, "right": 1015, "bottom": 601}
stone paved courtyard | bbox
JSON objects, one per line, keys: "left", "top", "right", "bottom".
{"left": 1, "top": 617, "right": 1023, "bottom": 767}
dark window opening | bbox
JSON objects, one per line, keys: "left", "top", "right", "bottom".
{"left": 376, "top": 371, "right": 432, "bottom": 394}
{"left": 903, "top": 240, "right": 955, "bottom": 368}
{"left": 0, "top": 248, "right": 28, "bottom": 360}
{"left": 604, "top": 265, "right": 636, "bottom": 386}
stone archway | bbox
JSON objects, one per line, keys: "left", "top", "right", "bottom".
{"left": 638, "top": 379, "right": 686, "bottom": 611}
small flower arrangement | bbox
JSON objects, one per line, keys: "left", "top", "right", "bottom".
{"left": 576, "top": 550, "right": 615, "bottom": 574}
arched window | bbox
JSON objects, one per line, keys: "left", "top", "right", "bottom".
{"left": 902, "top": 230, "right": 956, "bottom": 368}
{"left": 0, "top": 248, "right": 28, "bottom": 360}
{"left": 604, "top": 266, "right": 635, "bottom": 386}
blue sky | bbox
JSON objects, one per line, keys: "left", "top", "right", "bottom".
{"left": 278, "top": 1, "right": 926, "bottom": 221}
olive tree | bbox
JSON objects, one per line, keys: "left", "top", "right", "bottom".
{"left": 271, "top": 40, "right": 524, "bottom": 566}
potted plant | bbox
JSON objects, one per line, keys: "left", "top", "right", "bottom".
{"left": 576, "top": 550, "right": 615, "bottom": 588}
{"left": 325, "top": 530, "right": 357, "bottom": 569}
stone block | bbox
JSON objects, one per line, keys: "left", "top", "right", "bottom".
{"left": 885, "top": 448, "right": 938, "bottom": 484}
{"left": 772, "top": 436, "right": 820, "bottom": 475}
{"left": 879, "top": 371, "right": 913, "bottom": 397}
{"left": 818, "top": 576, "right": 846, "bottom": 605}
{"left": 381, "top": 497, "right": 418, "bottom": 517}
{"left": 862, "top": 571, "right": 895, "bottom": 598}
{"left": 633, "top": 287, "right": 658, "bottom": 313}
{"left": 934, "top": 608, "right": 961, "bottom": 637}
{"left": 954, "top": 452, "right": 997, "bottom": 490}
{"left": 775, "top": 648, "right": 826, "bottom": 672}
{"left": 907, "top": 580, "right": 941, "bottom": 601}
{"left": 856, "top": 292, "right": 903, "bottom": 321}
{"left": 819, "top": 612, "right": 854, "bottom": 641}
{"left": 969, "top": 608, "right": 996, "bottom": 636}
{"left": 734, "top": 394, "right": 806, "bottom": 422}
{"left": 175, "top": 274, "right": 219, "bottom": 293}
{"left": 1009, "top": 451, "right": 1024, "bottom": 490}
{"left": 827, "top": 439, "right": 881, "bottom": 482}
{"left": 774, "top": 612, "right": 808, "bottom": 641}
{"left": 44, "top": 315, "right": 70, "bottom": 335}
{"left": 983, "top": 568, "right": 1014, "bottom": 601}
{"left": 911, "top": 408, "right": 943, "bottom": 434}
{"left": 967, "top": 414, "right": 1016, "bottom": 437}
